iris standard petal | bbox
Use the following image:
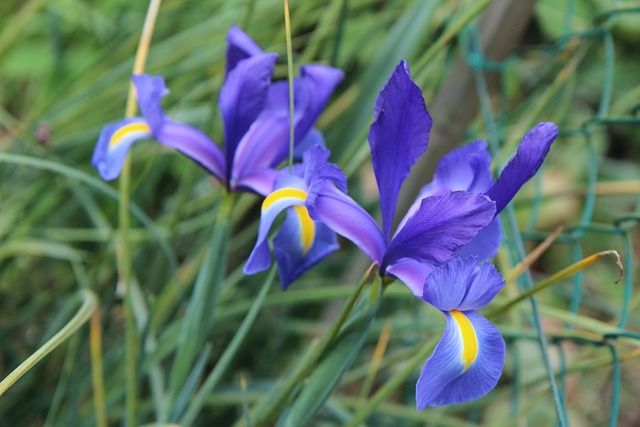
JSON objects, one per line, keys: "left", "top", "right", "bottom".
{"left": 294, "top": 128, "right": 325, "bottom": 159}
{"left": 422, "top": 256, "right": 505, "bottom": 311}
{"left": 384, "top": 257, "right": 434, "bottom": 296}
{"left": 433, "top": 140, "right": 493, "bottom": 194}
{"left": 368, "top": 60, "right": 432, "bottom": 241}
{"left": 225, "top": 25, "right": 263, "bottom": 76}
{"left": 311, "top": 184, "right": 386, "bottom": 263}
{"left": 92, "top": 117, "right": 152, "bottom": 181}
{"left": 382, "top": 192, "right": 495, "bottom": 272}
{"left": 155, "top": 120, "right": 226, "bottom": 182}
{"left": 397, "top": 140, "right": 494, "bottom": 234}
{"left": 292, "top": 65, "right": 344, "bottom": 145}
{"left": 131, "top": 74, "right": 168, "bottom": 131}
{"left": 303, "top": 144, "right": 347, "bottom": 207}
{"left": 454, "top": 216, "right": 502, "bottom": 261}
{"left": 220, "top": 52, "right": 278, "bottom": 181}
{"left": 273, "top": 210, "right": 339, "bottom": 289}
{"left": 244, "top": 187, "right": 308, "bottom": 275}
{"left": 485, "top": 122, "right": 558, "bottom": 214}
{"left": 233, "top": 167, "right": 279, "bottom": 196}
{"left": 416, "top": 310, "right": 505, "bottom": 408}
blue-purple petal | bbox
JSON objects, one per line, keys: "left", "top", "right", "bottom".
{"left": 368, "top": 60, "right": 432, "bottom": 241}
{"left": 485, "top": 122, "right": 558, "bottom": 214}
{"left": 225, "top": 25, "right": 264, "bottom": 76}
{"left": 243, "top": 187, "right": 306, "bottom": 275}
{"left": 233, "top": 167, "right": 279, "bottom": 196}
{"left": 384, "top": 257, "right": 434, "bottom": 296}
{"left": 303, "top": 144, "right": 347, "bottom": 208}
{"left": 397, "top": 140, "right": 494, "bottom": 234}
{"left": 382, "top": 192, "right": 496, "bottom": 272}
{"left": 220, "top": 52, "right": 278, "bottom": 181}
{"left": 311, "top": 184, "right": 386, "bottom": 264}
{"left": 91, "top": 117, "right": 152, "bottom": 181}
{"left": 422, "top": 257, "right": 505, "bottom": 311}
{"left": 131, "top": 74, "right": 169, "bottom": 132}
{"left": 416, "top": 311, "right": 505, "bottom": 408}
{"left": 273, "top": 212, "right": 339, "bottom": 289}
{"left": 294, "top": 128, "right": 325, "bottom": 159}
{"left": 454, "top": 216, "right": 502, "bottom": 261}
{"left": 155, "top": 120, "right": 226, "bottom": 182}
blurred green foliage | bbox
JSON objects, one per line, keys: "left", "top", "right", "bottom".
{"left": 1, "top": 0, "right": 640, "bottom": 426}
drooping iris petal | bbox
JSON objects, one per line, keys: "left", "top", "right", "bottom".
{"left": 384, "top": 257, "right": 434, "bottom": 296}
{"left": 485, "top": 122, "right": 558, "bottom": 214}
{"left": 131, "top": 74, "right": 168, "bottom": 131}
{"left": 92, "top": 118, "right": 152, "bottom": 181}
{"left": 273, "top": 210, "right": 339, "bottom": 289}
{"left": 220, "top": 52, "right": 278, "bottom": 181}
{"left": 244, "top": 187, "right": 307, "bottom": 274}
{"left": 382, "top": 192, "right": 495, "bottom": 271}
{"left": 311, "top": 184, "right": 386, "bottom": 264}
{"left": 422, "top": 257, "right": 505, "bottom": 311}
{"left": 368, "top": 60, "right": 432, "bottom": 241}
{"left": 155, "top": 120, "right": 226, "bottom": 182}
{"left": 225, "top": 25, "right": 263, "bottom": 76}
{"left": 454, "top": 216, "right": 502, "bottom": 261}
{"left": 416, "top": 310, "right": 505, "bottom": 408}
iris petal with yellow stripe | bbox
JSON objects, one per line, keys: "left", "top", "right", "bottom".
{"left": 416, "top": 257, "right": 506, "bottom": 409}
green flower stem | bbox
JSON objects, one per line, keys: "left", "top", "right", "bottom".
{"left": 284, "top": 0, "right": 295, "bottom": 171}
{"left": 0, "top": 290, "right": 98, "bottom": 397}
{"left": 235, "top": 265, "right": 375, "bottom": 427}
{"left": 118, "top": 1, "right": 162, "bottom": 425}
{"left": 179, "top": 267, "right": 277, "bottom": 425}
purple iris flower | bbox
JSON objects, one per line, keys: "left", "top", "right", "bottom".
{"left": 91, "top": 25, "right": 343, "bottom": 196}
{"left": 245, "top": 60, "right": 557, "bottom": 292}
{"left": 416, "top": 256, "right": 506, "bottom": 408}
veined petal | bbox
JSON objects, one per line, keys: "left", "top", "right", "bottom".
{"left": 155, "top": 120, "right": 225, "bottom": 182}
{"left": 303, "top": 144, "right": 347, "bottom": 208}
{"left": 92, "top": 117, "right": 152, "bottom": 181}
{"left": 485, "top": 122, "right": 558, "bottom": 214}
{"left": 382, "top": 192, "right": 495, "bottom": 271}
{"left": 422, "top": 257, "right": 505, "bottom": 311}
{"left": 220, "top": 52, "right": 278, "bottom": 181}
{"left": 225, "top": 25, "right": 263, "bottom": 76}
{"left": 416, "top": 310, "right": 505, "bottom": 408}
{"left": 397, "top": 140, "right": 494, "bottom": 235}
{"left": 132, "top": 74, "right": 168, "bottom": 132}
{"left": 244, "top": 187, "right": 307, "bottom": 275}
{"left": 273, "top": 210, "right": 339, "bottom": 289}
{"left": 454, "top": 216, "right": 502, "bottom": 261}
{"left": 368, "top": 60, "right": 432, "bottom": 241}
{"left": 311, "top": 184, "right": 386, "bottom": 263}
{"left": 384, "top": 257, "right": 434, "bottom": 296}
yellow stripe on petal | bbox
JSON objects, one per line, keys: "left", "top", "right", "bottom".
{"left": 109, "top": 122, "right": 151, "bottom": 147}
{"left": 293, "top": 205, "right": 315, "bottom": 254}
{"left": 450, "top": 310, "right": 478, "bottom": 372}
{"left": 262, "top": 187, "right": 307, "bottom": 211}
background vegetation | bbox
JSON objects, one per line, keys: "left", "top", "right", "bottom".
{"left": 1, "top": 0, "right": 639, "bottom": 425}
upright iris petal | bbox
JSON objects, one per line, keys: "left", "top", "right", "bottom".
{"left": 368, "top": 60, "right": 432, "bottom": 241}
{"left": 416, "top": 257, "right": 506, "bottom": 408}
{"left": 92, "top": 25, "right": 343, "bottom": 201}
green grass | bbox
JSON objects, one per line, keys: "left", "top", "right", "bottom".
{"left": 1, "top": 0, "right": 640, "bottom": 425}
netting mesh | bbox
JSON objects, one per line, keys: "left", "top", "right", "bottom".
{"left": 460, "top": 2, "right": 639, "bottom": 425}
